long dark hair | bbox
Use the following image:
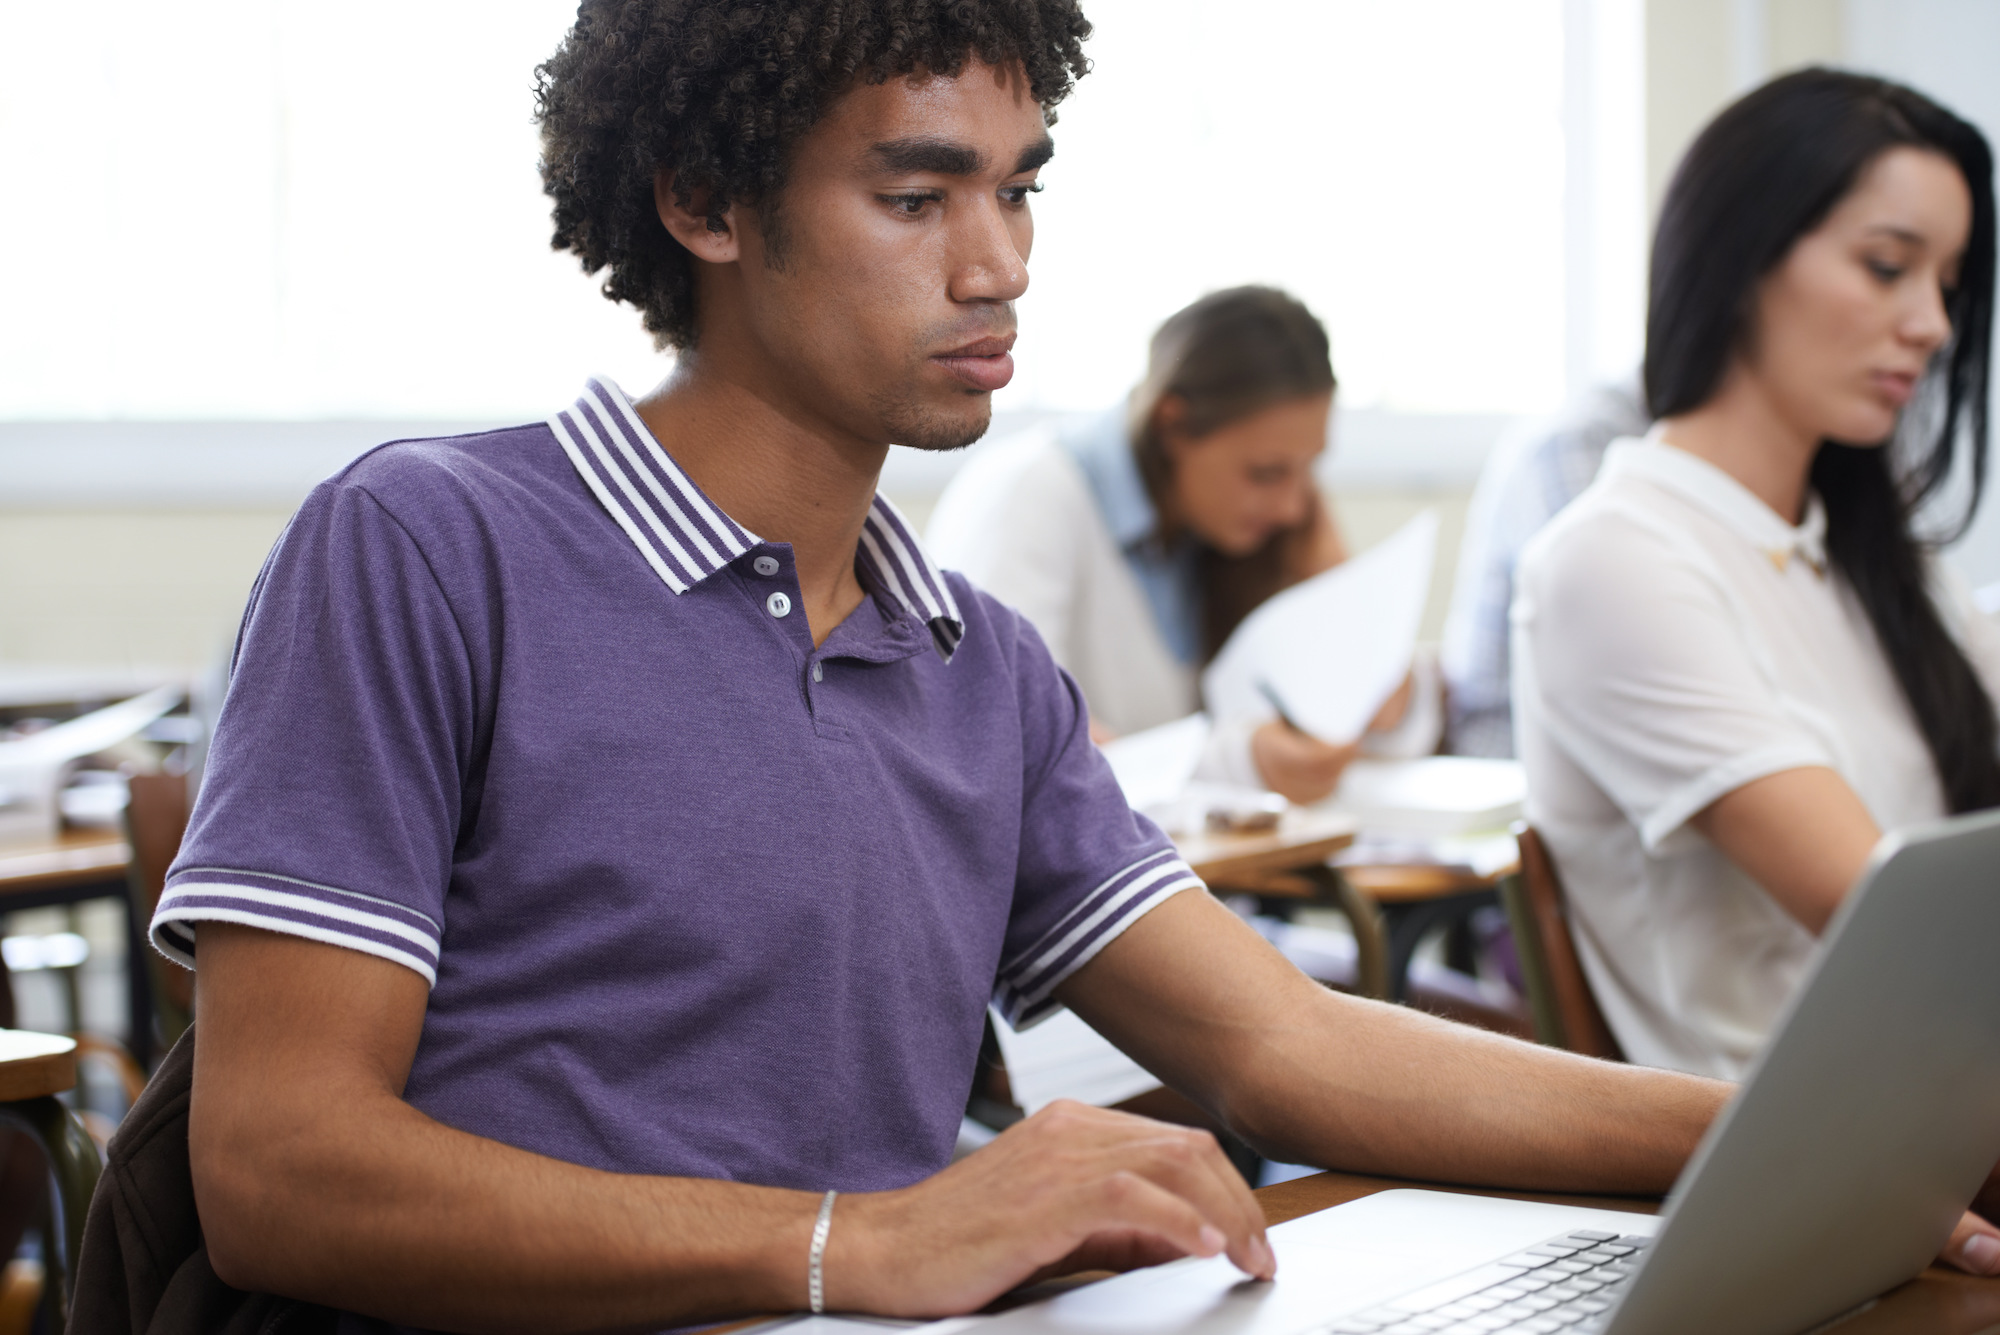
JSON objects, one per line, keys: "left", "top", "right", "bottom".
{"left": 1646, "top": 68, "right": 2000, "bottom": 813}
{"left": 1128, "top": 286, "right": 1337, "bottom": 659}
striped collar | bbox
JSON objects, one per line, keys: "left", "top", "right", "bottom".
{"left": 549, "top": 377, "right": 964, "bottom": 662}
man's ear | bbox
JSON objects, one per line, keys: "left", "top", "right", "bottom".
{"left": 655, "top": 169, "right": 741, "bottom": 264}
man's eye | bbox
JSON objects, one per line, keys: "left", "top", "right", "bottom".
{"left": 1001, "top": 181, "right": 1045, "bottom": 205}
{"left": 882, "top": 192, "right": 940, "bottom": 216}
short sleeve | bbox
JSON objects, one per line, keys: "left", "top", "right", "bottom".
{"left": 987, "top": 604, "right": 1204, "bottom": 1028}
{"left": 1514, "top": 508, "right": 1833, "bottom": 850}
{"left": 152, "top": 474, "right": 476, "bottom": 984}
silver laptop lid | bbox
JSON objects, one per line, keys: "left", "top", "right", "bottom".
{"left": 1607, "top": 808, "right": 2000, "bottom": 1335}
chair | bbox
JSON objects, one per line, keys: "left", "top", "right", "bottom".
{"left": 122, "top": 773, "right": 195, "bottom": 1063}
{"left": 0, "top": 1031, "right": 102, "bottom": 1334}
{"left": 1500, "top": 823, "right": 1624, "bottom": 1061}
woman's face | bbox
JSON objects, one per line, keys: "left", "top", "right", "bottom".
{"left": 1746, "top": 146, "right": 1971, "bottom": 447}
{"left": 1162, "top": 391, "right": 1331, "bottom": 557}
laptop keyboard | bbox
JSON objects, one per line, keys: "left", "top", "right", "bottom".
{"left": 1314, "top": 1228, "right": 1650, "bottom": 1335}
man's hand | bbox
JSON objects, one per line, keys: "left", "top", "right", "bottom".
{"left": 829, "top": 1101, "right": 1273, "bottom": 1316}
{"left": 1251, "top": 720, "right": 1361, "bottom": 804}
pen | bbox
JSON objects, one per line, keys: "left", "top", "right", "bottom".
{"left": 1256, "top": 679, "right": 1310, "bottom": 736}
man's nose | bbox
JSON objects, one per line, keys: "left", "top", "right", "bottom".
{"left": 948, "top": 198, "right": 1029, "bottom": 304}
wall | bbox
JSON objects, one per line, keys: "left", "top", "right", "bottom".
{"left": 1644, "top": 0, "right": 1845, "bottom": 215}
{"left": 0, "top": 408, "right": 1501, "bottom": 675}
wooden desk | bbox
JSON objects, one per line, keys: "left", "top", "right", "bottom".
{"left": 1256, "top": 1171, "right": 2000, "bottom": 1335}
{"left": 0, "top": 830, "right": 148, "bottom": 1063}
{"left": 0, "top": 830, "right": 129, "bottom": 901}
{"left": 1176, "top": 812, "right": 1393, "bottom": 996}
{"left": 1180, "top": 813, "right": 1515, "bottom": 1005}
{"left": 1178, "top": 809, "right": 1358, "bottom": 887}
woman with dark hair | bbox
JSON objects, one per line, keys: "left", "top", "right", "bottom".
{"left": 928, "top": 286, "right": 1437, "bottom": 803}
{"left": 1514, "top": 68, "right": 2000, "bottom": 1078}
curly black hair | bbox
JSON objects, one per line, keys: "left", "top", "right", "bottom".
{"left": 535, "top": 0, "right": 1093, "bottom": 349}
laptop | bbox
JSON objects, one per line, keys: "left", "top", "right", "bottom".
{"left": 981, "top": 808, "right": 2000, "bottom": 1335}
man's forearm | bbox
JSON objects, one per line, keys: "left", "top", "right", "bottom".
{"left": 196, "top": 1082, "right": 817, "bottom": 1331}
{"left": 1061, "top": 893, "right": 1728, "bottom": 1197}
{"left": 1217, "top": 991, "right": 1726, "bottom": 1194}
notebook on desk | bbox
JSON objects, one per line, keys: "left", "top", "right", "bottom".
{"left": 978, "top": 808, "right": 2000, "bottom": 1335}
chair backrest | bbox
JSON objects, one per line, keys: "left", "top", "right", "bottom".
{"left": 1502, "top": 823, "right": 1624, "bottom": 1061}
{"left": 123, "top": 773, "right": 195, "bottom": 1049}
{"left": 124, "top": 773, "right": 191, "bottom": 922}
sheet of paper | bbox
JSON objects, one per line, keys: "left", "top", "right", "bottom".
{"left": 1098, "top": 713, "right": 1210, "bottom": 814}
{"left": 1202, "top": 511, "right": 1437, "bottom": 745}
{"left": 989, "top": 1006, "right": 1160, "bottom": 1115}
{"left": 1320, "top": 756, "right": 1526, "bottom": 837}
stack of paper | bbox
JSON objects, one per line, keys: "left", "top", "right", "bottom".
{"left": 1320, "top": 756, "right": 1525, "bottom": 838}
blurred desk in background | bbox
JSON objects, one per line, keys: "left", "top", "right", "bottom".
{"left": 0, "top": 830, "right": 145, "bottom": 1065}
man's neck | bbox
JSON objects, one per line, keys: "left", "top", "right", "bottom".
{"left": 633, "top": 354, "right": 886, "bottom": 648}
{"left": 1658, "top": 366, "right": 1819, "bottom": 524}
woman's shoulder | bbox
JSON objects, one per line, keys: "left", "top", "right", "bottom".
{"left": 1520, "top": 446, "right": 1689, "bottom": 569}
{"left": 926, "top": 421, "right": 1102, "bottom": 559}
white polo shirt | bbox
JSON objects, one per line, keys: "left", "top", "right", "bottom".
{"left": 1512, "top": 434, "right": 2000, "bottom": 1079}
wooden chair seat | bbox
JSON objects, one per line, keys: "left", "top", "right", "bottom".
{"left": 0, "top": 1030, "right": 100, "bottom": 1332}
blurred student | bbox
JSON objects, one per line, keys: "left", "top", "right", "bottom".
{"left": 1440, "top": 377, "right": 1648, "bottom": 757}
{"left": 1514, "top": 69, "right": 2000, "bottom": 1079}
{"left": 928, "top": 287, "right": 1438, "bottom": 804}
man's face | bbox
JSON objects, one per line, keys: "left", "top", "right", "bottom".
{"left": 711, "top": 59, "right": 1050, "bottom": 452}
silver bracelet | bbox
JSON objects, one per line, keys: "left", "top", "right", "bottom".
{"left": 809, "top": 1189, "right": 838, "bottom": 1314}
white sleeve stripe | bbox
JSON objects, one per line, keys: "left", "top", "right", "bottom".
{"left": 150, "top": 906, "right": 439, "bottom": 987}
{"left": 157, "top": 882, "right": 441, "bottom": 955}
{"left": 997, "top": 848, "right": 1182, "bottom": 978}
{"left": 171, "top": 865, "right": 441, "bottom": 931}
{"left": 1005, "top": 865, "right": 1204, "bottom": 1001}
{"left": 997, "top": 877, "right": 1201, "bottom": 1026}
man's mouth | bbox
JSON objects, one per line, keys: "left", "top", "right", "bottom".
{"left": 932, "top": 334, "right": 1017, "bottom": 393}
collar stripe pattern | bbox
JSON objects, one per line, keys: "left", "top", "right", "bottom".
{"left": 548, "top": 378, "right": 758, "bottom": 592}
{"left": 551, "top": 379, "right": 965, "bottom": 663}
{"left": 858, "top": 494, "right": 964, "bottom": 660}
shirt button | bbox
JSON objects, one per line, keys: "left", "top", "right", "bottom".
{"left": 766, "top": 591, "right": 792, "bottom": 619}
{"left": 812, "top": 662, "right": 823, "bottom": 683}
{"left": 752, "top": 555, "right": 780, "bottom": 577}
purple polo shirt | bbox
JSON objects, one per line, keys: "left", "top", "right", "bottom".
{"left": 154, "top": 376, "right": 1200, "bottom": 1196}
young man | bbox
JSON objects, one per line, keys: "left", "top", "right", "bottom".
{"left": 152, "top": 3, "right": 1998, "bottom": 1331}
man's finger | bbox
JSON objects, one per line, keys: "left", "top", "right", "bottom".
{"left": 1944, "top": 1210, "right": 2000, "bottom": 1275}
{"left": 1118, "top": 1125, "right": 1273, "bottom": 1280}
{"left": 1082, "top": 1169, "right": 1230, "bottom": 1268}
